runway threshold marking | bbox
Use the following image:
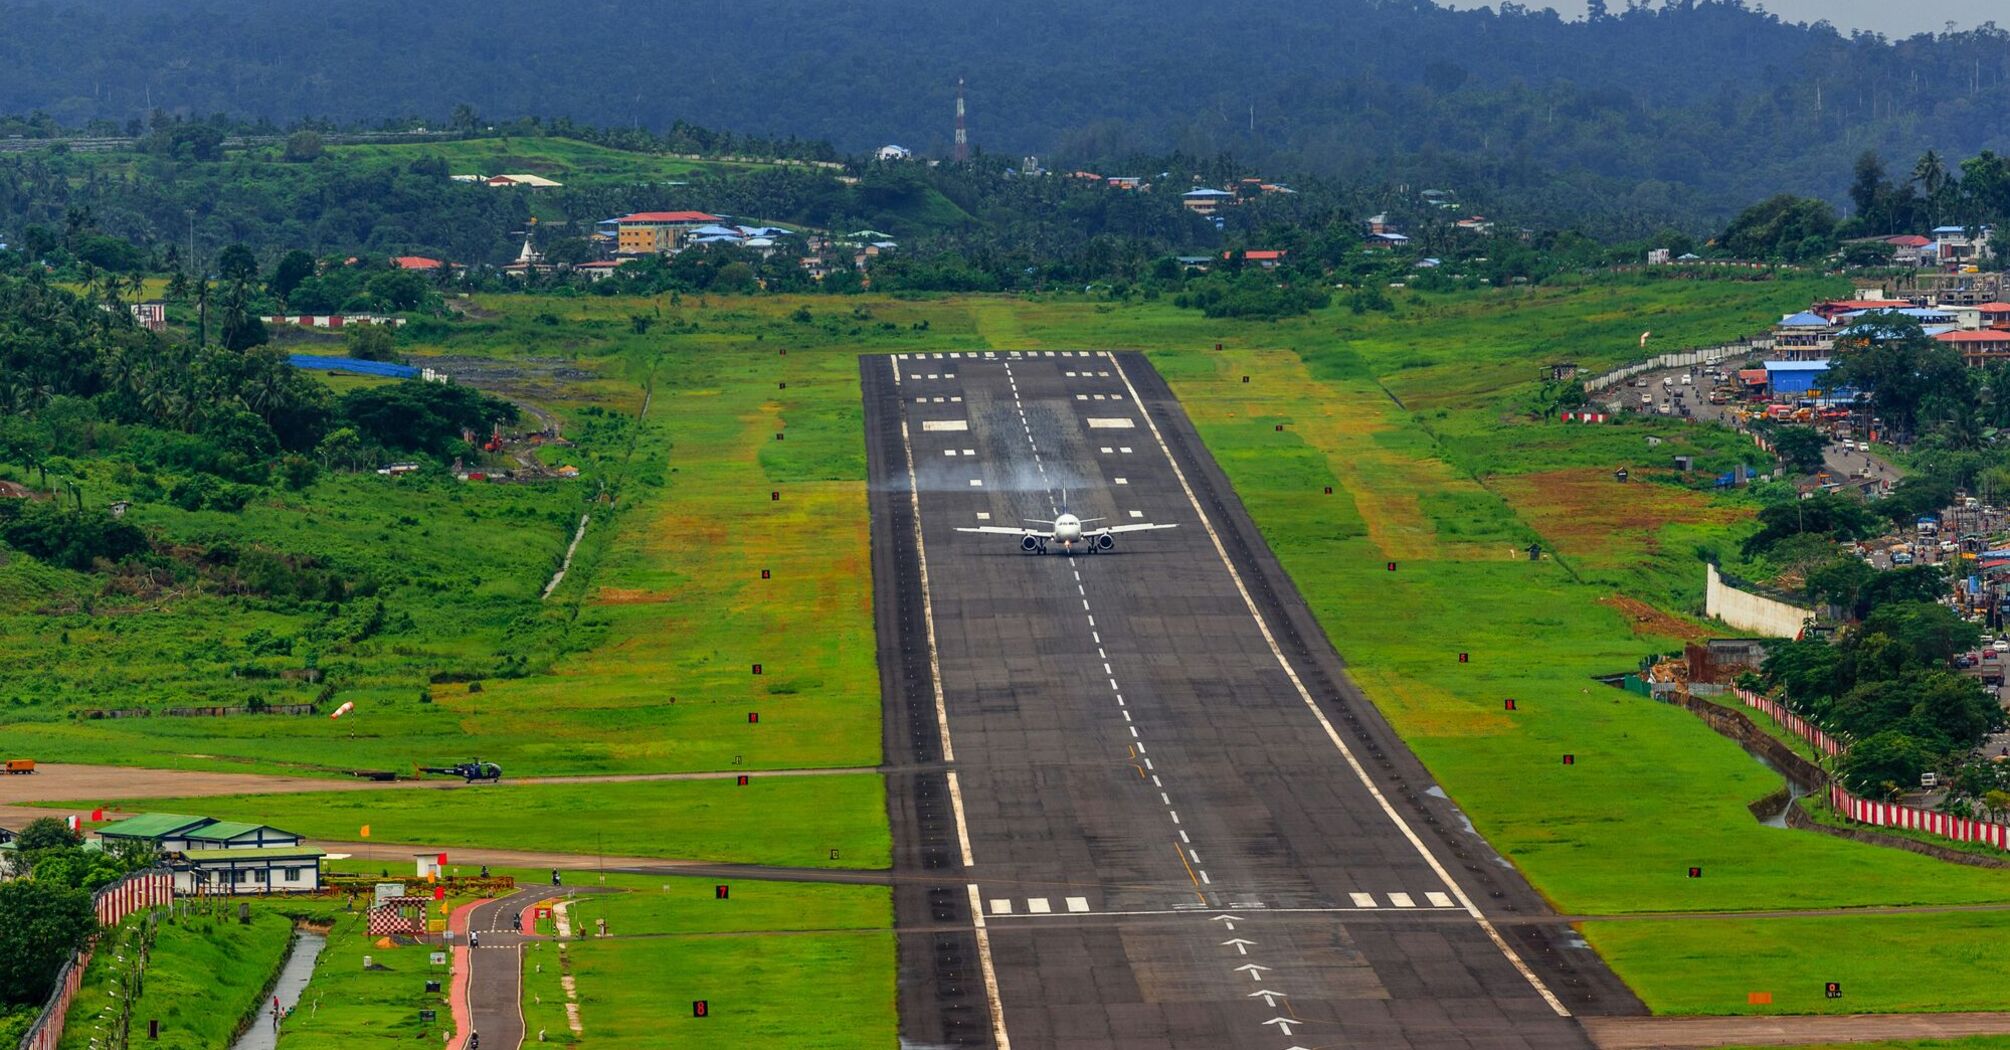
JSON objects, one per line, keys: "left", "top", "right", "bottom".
{"left": 1105, "top": 351, "right": 1574, "bottom": 1019}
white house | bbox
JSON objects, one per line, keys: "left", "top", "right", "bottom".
{"left": 178, "top": 847, "right": 327, "bottom": 895}
{"left": 876, "top": 145, "right": 913, "bottom": 162}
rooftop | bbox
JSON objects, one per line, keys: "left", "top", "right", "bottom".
{"left": 617, "top": 211, "right": 721, "bottom": 225}
{"left": 181, "top": 846, "right": 328, "bottom": 862}
{"left": 185, "top": 821, "right": 289, "bottom": 841}
{"left": 1934, "top": 329, "right": 2010, "bottom": 343}
{"left": 1765, "top": 360, "right": 1832, "bottom": 371}
{"left": 96, "top": 813, "right": 213, "bottom": 838}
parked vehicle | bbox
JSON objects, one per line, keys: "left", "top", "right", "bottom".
{"left": 3, "top": 759, "right": 33, "bottom": 774}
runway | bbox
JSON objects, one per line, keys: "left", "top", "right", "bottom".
{"left": 863, "top": 351, "right": 1642, "bottom": 1049}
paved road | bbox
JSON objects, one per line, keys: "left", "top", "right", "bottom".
{"left": 864, "top": 351, "right": 1642, "bottom": 1049}
{"left": 459, "top": 887, "right": 552, "bottom": 1050}
{"left": 1592, "top": 363, "right": 1901, "bottom": 490}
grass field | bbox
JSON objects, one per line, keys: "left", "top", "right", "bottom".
{"left": 321, "top": 137, "right": 757, "bottom": 185}
{"left": 89, "top": 775, "right": 891, "bottom": 869}
{"left": 1584, "top": 912, "right": 2010, "bottom": 1016}
{"left": 521, "top": 874, "right": 895, "bottom": 1048}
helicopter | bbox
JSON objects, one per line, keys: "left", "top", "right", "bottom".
{"left": 418, "top": 759, "right": 503, "bottom": 783}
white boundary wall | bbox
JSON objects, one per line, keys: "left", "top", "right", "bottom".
{"left": 1705, "top": 564, "right": 1813, "bottom": 638}
{"left": 1582, "top": 337, "right": 1774, "bottom": 393}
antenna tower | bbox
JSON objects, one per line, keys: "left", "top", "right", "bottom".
{"left": 953, "top": 78, "right": 969, "bottom": 163}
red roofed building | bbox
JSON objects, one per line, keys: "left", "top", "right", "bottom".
{"left": 1227, "top": 249, "right": 1288, "bottom": 268}
{"left": 1882, "top": 234, "right": 1936, "bottom": 266}
{"left": 1935, "top": 327, "right": 2010, "bottom": 366}
{"left": 1813, "top": 298, "right": 1914, "bottom": 321}
{"left": 614, "top": 211, "right": 724, "bottom": 256}
{"left": 1978, "top": 302, "right": 2010, "bottom": 330}
{"left": 391, "top": 256, "right": 445, "bottom": 271}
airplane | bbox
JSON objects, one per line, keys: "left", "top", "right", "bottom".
{"left": 956, "top": 510, "right": 1175, "bottom": 554}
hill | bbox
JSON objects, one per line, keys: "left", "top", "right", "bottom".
{"left": 1, "top": 1, "right": 2009, "bottom": 222}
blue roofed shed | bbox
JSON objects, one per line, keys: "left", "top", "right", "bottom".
{"left": 1765, "top": 359, "right": 1831, "bottom": 397}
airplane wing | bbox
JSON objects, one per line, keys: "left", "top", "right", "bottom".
{"left": 1099, "top": 523, "right": 1177, "bottom": 535}
{"left": 955, "top": 526, "right": 1055, "bottom": 538}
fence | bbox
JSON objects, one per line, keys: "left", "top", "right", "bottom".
{"left": 1728, "top": 688, "right": 2010, "bottom": 852}
{"left": 1828, "top": 783, "right": 2010, "bottom": 851}
{"left": 1732, "top": 688, "right": 1845, "bottom": 758}
{"left": 16, "top": 871, "right": 175, "bottom": 1050}
{"left": 1580, "top": 336, "right": 1774, "bottom": 393}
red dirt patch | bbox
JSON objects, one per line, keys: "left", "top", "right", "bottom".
{"left": 1495, "top": 468, "right": 1745, "bottom": 569}
{"left": 1599, "top": 595, "right": 1711, "bottom": 642}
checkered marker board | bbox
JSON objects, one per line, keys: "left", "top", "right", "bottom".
{"left": 368, "top": 898, "right": 432, "bottom": 936}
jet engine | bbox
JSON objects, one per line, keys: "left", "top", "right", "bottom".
{"left": 1021, "top": 534, "right": 1043, "bottom": 553}
{"left": 1094, "top": 533, "right": 1115, "bottom": 552}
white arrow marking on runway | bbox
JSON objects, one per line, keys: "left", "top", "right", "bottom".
{"left": 1220, "top": 938, "right": 1256, "bottom": 955}
{"left": 1247, "top": 989, "right": 1286, "bottom": 1008}
{"left": 1263, "top": 1017, "right": 1298, "bottom": 1036}
{"left": 1234, "top": 963, "right": 1272, "bottom": 980}
{"left": 1210, "top": 914, "right": 1243, "bottom": 931}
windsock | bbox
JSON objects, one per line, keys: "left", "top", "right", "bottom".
{"left": 1639, "top": 331, "right": 1652, "bottom": 347}
{"left": 330, "top": 701, "right": 355, "bottom": 719}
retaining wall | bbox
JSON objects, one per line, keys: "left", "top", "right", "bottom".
{"left": 1705, "top": 564, "right": 1816, "bottom": 638}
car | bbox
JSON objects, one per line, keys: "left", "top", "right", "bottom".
{"left": 1891, "top": 551, "right": 1914, "bottom": 564}
{"left": 1994, "top": 640, "right": 2009, "bottom": 654}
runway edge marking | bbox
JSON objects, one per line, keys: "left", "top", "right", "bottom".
{"left": 966, "top": 884, "right": 1013, "bottom": 1050}
{"left": 890, "top": 358, "right": 977, "bottom": 869}
{"left": 891, "top": 358, "right": 1004, "bottom": 1047}
{"left": 1107, "top": 351, "right": 1573, "bottom": 1019}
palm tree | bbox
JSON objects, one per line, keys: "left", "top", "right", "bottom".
{"left": 1912, "top": 151, "right": 1948, "bottom": 227}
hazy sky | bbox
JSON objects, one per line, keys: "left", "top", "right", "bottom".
{"left": 1500, "top": 1, "right": 1998, "bottom": 37}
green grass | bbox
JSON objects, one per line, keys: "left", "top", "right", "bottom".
{"left": 58, "top": 909, "right": 295, "bottom": 1050}
{"left": 321, "top": 137, "right": 758, "bottom": 185}
{"left": 93, "top": 776, "right": 891, "bottom": 869}
{"left": 522, "top": 876, "right": 893, "bottom": 1047}
{"left": 1583, "top": 912, "right": 2010, "bottom": 1016}
{"left": 559, "top": 876, "right": 890, "bottom": 936}
{"left": 553, "top": 932, "right": 894, "bottom": 1048}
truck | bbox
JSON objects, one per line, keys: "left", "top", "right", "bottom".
{"left": 4, "top": 759, "right": 35, "bottom": 774}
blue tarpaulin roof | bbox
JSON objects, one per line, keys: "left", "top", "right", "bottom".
{"left": 1779, "top": 312, "right": 1830, "bottom": 327}
{"left": 288, "top": 355, "right": 418, "bottom": 378}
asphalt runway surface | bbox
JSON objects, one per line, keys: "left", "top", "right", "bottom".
{"left": 863, "top": 351, "right": 1643, "bottom": 1049}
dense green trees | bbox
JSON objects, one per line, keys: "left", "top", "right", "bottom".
{"left": 0, "top": 879, "right": 95, "bottom": 1007}
{"left": 0, "top": 0, "right": 2006, "bottom": 233}
{"left": 0, "top": 272, "right": 514, "bottom": 575}
{"left": 1762, "top": 601, "right": 2000, "bottom": 796}
{"left": 1718, "top": 195, "right": 1837, "bottom": 261}
{"left": 335, "top": 383, "right": 516, "bottom": 458}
